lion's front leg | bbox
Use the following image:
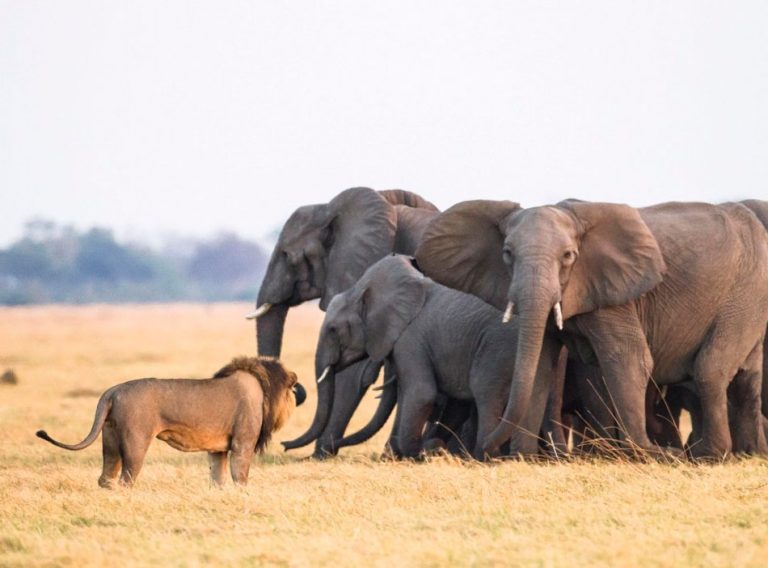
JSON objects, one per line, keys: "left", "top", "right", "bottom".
{"left": 208, "top": 451, "right": 229, "bottom": 486}
{"left": 229, "top": 431, "right": 257, "bottom": 486}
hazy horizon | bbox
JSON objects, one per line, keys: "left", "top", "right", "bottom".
{"left": 2, "top": 1, "right": 767, "bottom": 246}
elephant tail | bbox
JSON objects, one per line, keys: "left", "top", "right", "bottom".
{"left": 36, "top": 386, "right": 116, "bottom": 450}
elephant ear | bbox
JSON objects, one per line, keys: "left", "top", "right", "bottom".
{"left": 360, "top": 256, "right": 428, "bottom": 362}
{"left": 415, "top": 200, "right": 521, "bottom": 311}
{"left": 378, "top": 189, "right": 439, "bottom": 211}
{"left": 321, "top": 188, "right": 397, "bottom": 310}
{"left": 558, "top": 200, "right": 667, "bottom": 318}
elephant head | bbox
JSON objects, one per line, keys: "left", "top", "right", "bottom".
{"left": 249, "top": 187, "right": 436, "bottom": 357}
{"left": 281, "top": 255, "right": 428, "bottom": 448}
{"left": 415, "top": 200, "right": 666, "bottom": 453}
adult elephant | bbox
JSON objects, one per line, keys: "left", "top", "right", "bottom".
{"left": 657, "top": 199, "right": 768, "bottom": 453}
{"left": 416, "top": 199, "right": 768, "bottom": 459}
{"left": 248, "top": 187, "right": 438, "bottom": 457}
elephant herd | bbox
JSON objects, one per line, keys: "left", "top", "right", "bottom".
{"left": 249, "top": 188, "right": 768, "bottom": 461}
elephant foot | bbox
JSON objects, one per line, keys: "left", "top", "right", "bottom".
{"left": 379, "top": 447, "right": 401, "bottom": 461}
{"left": 422, "top": 438, "right": 449, "bottom": 456}
{"left": 311, "top": 447, "right": 338, "bottom": 460}
{"left": 686, "top": 440, "right": 730, "bottom": 462}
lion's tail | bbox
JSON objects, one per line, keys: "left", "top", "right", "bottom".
{"left": 36, "top": 386, "right": 117, "bottom": 451}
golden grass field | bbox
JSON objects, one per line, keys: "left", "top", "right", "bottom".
{"left": 1, "top": 303, "right": 767, "bottom": 567}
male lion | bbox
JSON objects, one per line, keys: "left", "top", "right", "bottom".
{"left": 36, "top": 357, "right": 306, "bottom": 488}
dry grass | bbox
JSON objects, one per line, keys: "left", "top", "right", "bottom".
{"left": 1, "top": 303, "right": 766, "bottom": 567}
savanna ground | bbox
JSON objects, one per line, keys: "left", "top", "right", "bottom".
{"left": 1, "top": 303, "right": 766, "bottom": 567}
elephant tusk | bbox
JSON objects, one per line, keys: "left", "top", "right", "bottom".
{"left": 372, "top": 376, "right": 397, "bottom": 392}
{"left": 317, "top": 366, "right": 331, "bottom": 384}
{"left": 553, "top": 302, "right": 563, "bottom": 330}
{"left": 245, "top": 303, "right": 272, "bottom": 320}
{"left": 502, "top": 301, "right": 514, "bottom": 323}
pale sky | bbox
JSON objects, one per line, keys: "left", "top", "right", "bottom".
{"left": 1, "top": 1, "right": 766, "bottom": 246}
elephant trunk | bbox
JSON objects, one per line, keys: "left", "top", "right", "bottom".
{"left": 256, "top": 303, "right": 289, "bottom": 357}
{"left": 335, "top": 375, "right": 397, "bottom": 449}
{"left": 483, "top": 289, "right": 551, "bottom": 455}
{"left": 312, "top": 359, "right": 382, "bottom": 458}
{"left": 282, "top": 366, "right": 335, "bottom": 450}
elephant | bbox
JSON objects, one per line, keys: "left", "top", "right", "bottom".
{"left": 557, "top": 358, "right": 684, "bottom": 453}
{"left": 36, "top": 357, "right": 302, "bottom": 487}
{"left": 416, "top": 199, "right": 768, "bottom": 459}
{"left": 248, "top": 187, "right": 439, "bottom": 457}
{"left": 309, "top": 254, "right": 561, "bottom": 459}
{"left": 656, "top": 199, "right": 768, "bottom": 452}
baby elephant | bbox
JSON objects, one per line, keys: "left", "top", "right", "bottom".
{"left": 37, "top": 357, "right": 305, "bottom": 488}
{"left": 312, "top": 254, "right": 561, "bottom": 460}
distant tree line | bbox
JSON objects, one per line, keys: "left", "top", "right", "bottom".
{"left": 0, "top": 219, "right": 268, "bottom": 305}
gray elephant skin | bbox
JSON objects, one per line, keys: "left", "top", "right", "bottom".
{"left": 311, "top": 255, "right": 561, "bottom": 459}
{"left": 416, "top": 199, "right": 768, "bottom": 459}
{"left": 250, "top": 187, "right": 438, "bottom": 457}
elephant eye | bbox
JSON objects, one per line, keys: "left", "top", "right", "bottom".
{"left": 502, "top": 247, "right": 513, "bottom": 265}
{"left": 563, "top": 250, "right": 577, "bottom": 263}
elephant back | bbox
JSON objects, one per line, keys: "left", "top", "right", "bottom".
{"left": 378, "top": 189, "right": 439, "bottom": 212}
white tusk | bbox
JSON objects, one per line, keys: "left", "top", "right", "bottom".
{"left": 502, "top": 301, "right": 514, "bottom": 323}
{"left": 317, "top": 366, "right": 331, "bottom": 384}
{"left": 553, "top": 302, "right": 563, "bottom": 330}
{"left": 245, "top": 303, "right": 272, "bottom": 320}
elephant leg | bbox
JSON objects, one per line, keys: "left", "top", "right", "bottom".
{"left": 646, "top": 382, "right": 683, "bottom": 449}
{"left": 383, "top": 399, "right": 404, "bottom": 459}
{"left": 425, "top": 398, "right": 472, "bottom": 454}
{"left": 565, "top": 359, "right": 616, "bottom": 452}
{"left": 473, "top": 391, "right": 507, "bottom": 461}
{"left": 396, "top": 399, "right": 435, "bottom": 459}
{"left": 727, "top": 341, "right": 766, "bottom": 455}
{"left": 691, "top": 307, "right": 768, "bottom": 459}
{"left": 453, "top": 403, "right": 478, "bottom": 456}
{"left": 690, "top": 365, "right": 732, "bottom": 460}
{"left": 208, "top": 452, "right": 229, "bottom": 486}
{"left": 583, "top": 310, "right": 654, "bottom": 453}
{"left": 422, "top": 393, "right": 449, "bottom": 451}
{"left": 395, "top": 370, "right": 438, "bottom": 459}
{"left": 98, "top": 423, "right": 122, "bottom": 489}
{"left": 538, "top": 346, "right": 568, "bottom": 455}
{"left": 314, "top": 359, "right": 379, "bottom": 458}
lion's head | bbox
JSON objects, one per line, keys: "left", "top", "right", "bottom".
{"left": 213, "top": 356, "right": 303, "bottom": 453}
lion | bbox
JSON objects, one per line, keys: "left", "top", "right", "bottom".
{"left": 36, "top": 357, "right": 306, "bottom": 488}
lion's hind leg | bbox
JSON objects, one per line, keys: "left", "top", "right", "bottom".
{"left": 118, "top": 428, "right": 153, "bottom": 487}
{"left": 98, "top": 422, "right": 122, "bottom": 489}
